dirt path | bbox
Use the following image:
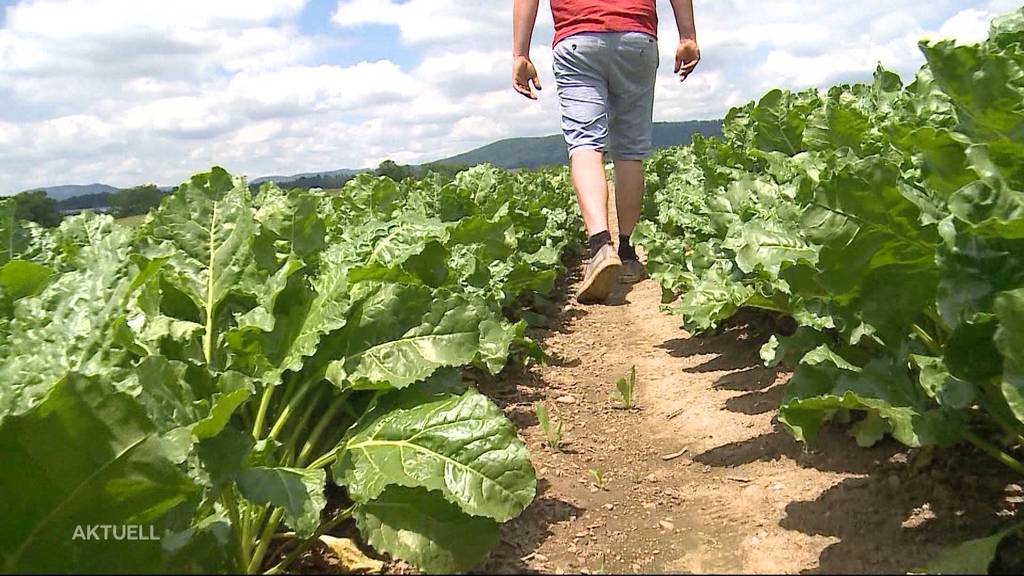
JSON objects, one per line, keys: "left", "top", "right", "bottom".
{"left": 478, "top": 239, "right": 1021, "bottom": 573}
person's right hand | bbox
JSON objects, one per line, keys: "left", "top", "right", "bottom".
{"left": 675, "top": 38, "right": 701, "bottom": 82}
{"left": 513, "top": 56, "right": 542, "bottom": 100}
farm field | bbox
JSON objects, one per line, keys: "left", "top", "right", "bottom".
{"left": 2, "top": 6, "right": 1024, "bottom": 575}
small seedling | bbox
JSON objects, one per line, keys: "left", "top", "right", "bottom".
{"left": 535, "top": 402, "right": 563, "bottom": 451}
{"left": 615, "top": 366, "right": 637, "bottom": 409}
{"left": 589, "top": 468, "right": 608, "bottom": 491}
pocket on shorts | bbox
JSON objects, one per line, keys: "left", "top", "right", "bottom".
{"left": 615, "top": 32, "right": 659, "bottom": 76}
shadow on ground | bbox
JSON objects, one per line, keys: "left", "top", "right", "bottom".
{"left": 666, "top": 314, "right": 1024, "bottom": 574}
{"left": 782, "top": 447, "right": 1022, "bottom": 574}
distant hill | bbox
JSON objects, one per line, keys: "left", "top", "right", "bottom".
{"left": 430, "top": 120, "right": 723, "bottom": 170}
{"left": 251, "top": 168, "right": 362, "bottom": 186}
{"left": 29, "top": 183, "right": 119, "bottom": 202}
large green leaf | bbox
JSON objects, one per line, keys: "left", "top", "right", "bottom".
{"left": 144, "top": 168, "right": 256, "bottom": 366}
{"left": 354, "top": 487, "right": 499, "bottom": 575}
{"left": 802, "top": 157, "right": 940, "bottom": 343}
{"left": 236, "top": 467, "right": 326, "bottom": 539}
{"left": 780, "top": 346, "right": 962, "bottom": 447}
{"left": 335, "top": 385, "right": 536, "bottom": 522}
{"left": 751, "top": 89, "right": 810, "bottom": 155}
{"left": 324, "top": 282, "right": 500, "bottom": 390}
{"left": 921, "top": 37, "right": 1024, "bottom": 145}
{"left": 0, "top": 260, "right": 51, "bottom": 301}
{"left": 804, "top": 88, "right": 872, "bottom": 153}
{"left": 0, "top": 373, "right": 201, "bottom": 573}
{"left": 996, "top": 289, "right": 1024, "bottom": 423}
{"left": 0, "top": 226, "right": 151, "bottom": 417}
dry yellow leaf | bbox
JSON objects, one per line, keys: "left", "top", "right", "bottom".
{"left": 318, "top": 535, "right": 384, "bottom": 574}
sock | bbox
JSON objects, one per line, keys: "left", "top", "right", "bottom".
{"left": 588, "top": 231, "right": 612, "bottom": 258}
{"left": 619, "top": 233, "right": 638, "bottom": 261}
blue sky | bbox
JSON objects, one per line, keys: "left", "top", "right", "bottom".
{"left": 0, "top": 0, "right": 1019, "bottom": 193}
{"left": 298, "top": 1, "right": 421, "bottom": 69}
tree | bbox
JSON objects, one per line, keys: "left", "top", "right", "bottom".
{"left": 13, "top": 190, "right": 60, "bottom": 227}
{"left": 112, "top": 185, "right": 164, "bottom": 218}
{"left": 375, "top": 160, "right": 414, "bottom": 182}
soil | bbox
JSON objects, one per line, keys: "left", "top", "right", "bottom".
{"left": 473, "top": 186, "right": 1024, "bottom": 574}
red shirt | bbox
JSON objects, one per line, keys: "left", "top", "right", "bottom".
{"left": 550, "top": 0, "right": 658, "bottom": 46}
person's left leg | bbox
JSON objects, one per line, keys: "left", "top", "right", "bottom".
{"left": 608, "top": 32, "right": 658, "bottom": 282}
{"left": 613, "top": 158, "right": 645, "bottom": 238}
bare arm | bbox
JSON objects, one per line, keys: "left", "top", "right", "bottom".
{"left": 513, "top": 0, "right": 540, "bottom": 58}
{"left": 670, "top": 0, "right": 697, "bottom": 41}
{"left": 512, "top": 0, "right": 542, "bottom": 99}
{"left": 669, "top": 0, "right": 700, "bottom": 81}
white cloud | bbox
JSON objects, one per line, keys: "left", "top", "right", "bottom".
{"left": 0, "top": 0, "right": 1019, "bottom": 194}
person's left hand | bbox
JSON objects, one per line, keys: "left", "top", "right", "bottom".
{"left": 675, "top": 38, "right": 701, "bottom": 82}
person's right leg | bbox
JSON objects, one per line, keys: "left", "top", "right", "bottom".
{"left": 571, "top": 148, "right": 610, "bottom": 238}
{"left": 553, "top": 33, "right": 621, "bottom": 303}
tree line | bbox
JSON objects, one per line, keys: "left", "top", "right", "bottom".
{"left": 8, "top": 160, "right": 469, "bottom": 227}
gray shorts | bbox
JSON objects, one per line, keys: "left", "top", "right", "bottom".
{"left": 553, "top": 31, "right": 659, "bottom": 161}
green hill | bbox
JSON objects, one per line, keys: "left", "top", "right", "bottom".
{"left": 429, "top": 120, "right": 723, "bottom": 170}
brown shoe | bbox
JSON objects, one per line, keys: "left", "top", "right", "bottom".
{"left": 578, "top": 243, "right": 622, "bottom": 304}
{"left": 619, "top": 259, "right": 649, "bottom": 284}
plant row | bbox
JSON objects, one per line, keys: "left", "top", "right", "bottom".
{"left": 636, "top": 8, "right": 1024, "bottom": 497}
{"left": 0, "top": 165, "right": 580, "bottom": 574}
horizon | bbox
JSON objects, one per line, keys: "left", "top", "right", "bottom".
{"left": 3, "top": 119, "right": 725, "bottom": 194}
{"left": 0, "top": 0, "right": 1016, "bottom": 194}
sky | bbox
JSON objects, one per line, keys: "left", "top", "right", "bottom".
{"left": 0, "top": 0, "right": 1019, "bottom": 194}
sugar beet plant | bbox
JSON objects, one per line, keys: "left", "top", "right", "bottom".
{"left": 0, "top": 165, "right": 580, "bottom": 574}
{"left": 637, "top": 7, "right": 1024, "bottom": 489}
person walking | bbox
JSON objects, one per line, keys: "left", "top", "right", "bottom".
{"left": 513, "top": 0, "right": 700, "bottom": 304}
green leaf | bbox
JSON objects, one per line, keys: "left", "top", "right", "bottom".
{"left": 780, "top": 347, "right": 962, "bottom": 447}
{"left": 335, "top": 386, "right": 536, "bottom": 522}
{"left": 0, "top": 260, "right": 51, "bottom": 301}
{"left": 235, "top": 467, "right": 326, "bottom": 539}
{"left": 912, "top": 355, "right": 976, "bottom": 410}
{"left": 925, "top": 522, "right": 1022, "bottom": 575}
{"left": 761, "top": 327, "right": 831, "bottom": 368}
{"left": 727, "top": 220, "right": 817, "bottom": 278}
{"left": 161, "top": 514, "right": 237, "bottom": 574}
{"left": 191, "top": 384, "right": 252, "bottom": 440}
{"left": 0, "top": 227, "right": 147, "bottom": 417}
{"left": 144, "top": 168, "right": 256, "bottom": 366}
{"left": 996, "top": 289, "right": 1024, "bottom": 424}
{"left": 804, "top": 88, "right": 872, "bottom": 153}
{"left": 752, "top": 89, "right": 809, "bottom": 155}
{"left": 325, "top": 283, "right": 498, "bottom": 390}
{"left": 0, "top": 373, "right": 200, "bottom": 573}
{"left": 354, "top": 486, "right": 499, "bottom": 575}
{"left": 197, "top": 427, "right": 254, "bottom": 486}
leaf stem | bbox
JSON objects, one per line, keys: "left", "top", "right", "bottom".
{"left": 296, "top": 393, "right": 350, "bottom": 468}
{"left": 222, "top": 488, "right": 249, "bottom": 573}
{"left": 306, "top": 450, "right": 338, "bottom": 471}
{"left": 263, "top": 506, "right": 355, "bottom": 575}
{"left": 281, "top": 387, "right": 325, "bottom": 466}
{"left": 204, "top": 201, "right": 219, "bottom": 366}
{"left": 247, "top": 507, "right": 285, "bottom": 574}
{"left": 269, "top": 379, "right": 316, "bottom": 441}
{"left": 253, "top": 385, "right": 275, "bottom": 439}
{"left": 964, "top": 429, "right": 1024, "bottom": 475}
{"left": 911, "top": 323, "right": 942, "bottom": 356}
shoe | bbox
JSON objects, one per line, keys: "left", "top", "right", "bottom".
{"left": 578, "top": 243, "right": 622, "bottom": 304}
{"left": 619, "top": 259, "right": 649, "bottom": 284}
